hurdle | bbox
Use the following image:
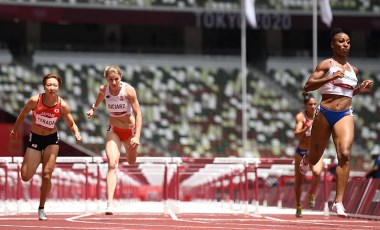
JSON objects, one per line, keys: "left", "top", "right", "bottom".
{"left": 0, "top": 156, "right": 356, "bottom": 217}
{"left": 0, "top": 156, "right": 302, "bottom": 214}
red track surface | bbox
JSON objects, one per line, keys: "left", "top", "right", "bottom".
{"left": 0, "top": 212, "right": 379, "bottom": 230}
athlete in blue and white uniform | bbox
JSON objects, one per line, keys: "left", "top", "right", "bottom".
{"left": 301, "top": 28, "right": 374, "bottom": 218}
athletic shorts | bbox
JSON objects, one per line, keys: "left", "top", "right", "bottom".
{"left": 107, "top": 125, "right": 135, "bottom": 142}
{"left": 295, "top": 147, "right": 308, "bottom": 157}
{"left": 28, "top": 132, "right": 59, "bottom": 151}
{"left": 317, "top": 105, "right": 353, "bottom": 128}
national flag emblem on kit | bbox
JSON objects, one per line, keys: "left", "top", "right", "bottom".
{"left": 120, "top": 96, "right": 124, "bottom": 101}
{"left": 32, "top": 144, "right": 38, "bottom": 148}
{"left": 54, "top": 109, "right": 59, "bottom": 113}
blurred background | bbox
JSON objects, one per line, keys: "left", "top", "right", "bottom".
{"left": 0, "top": 0, "right": 379, "bottom": 171}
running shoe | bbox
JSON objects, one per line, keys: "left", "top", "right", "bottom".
{"left": 295, "top": 205, "right": 302, "bottom": 218}
{"left": 331, "top": 202, "right": 347, "bottom": 218}
{"left": 299, "top": 156, "right": 308, "bottom": 175}
{"left": 309, "top": 193, "right": 315, "bottom": 208}
{"left": 105, "top": 203, "right": 114, "bottom": 215}
{"left": 38, "top": 208, "right": 48, "bottom": 220}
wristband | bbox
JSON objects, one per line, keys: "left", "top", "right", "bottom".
{"left": 91, "top": 104, "right": 98, "bottom": 110}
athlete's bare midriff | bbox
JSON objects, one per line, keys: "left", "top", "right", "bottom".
{"left": 298, "top": 136, "right": 311, "bottom": 150}
{"left": 109, "top": 114, "right": 135, "bottom": 129}
{"left": 30, "top": 123, "right": 58, "bottom": 136}
{"left": 321, "top": 94, "right": 352, "bottom": 111}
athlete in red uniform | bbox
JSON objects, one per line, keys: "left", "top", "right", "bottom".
{"left": 10, "top": 73, "right": 82, "bottom": 220}
{"left": 293, "top": 92, "right": 323, "bottom": 217}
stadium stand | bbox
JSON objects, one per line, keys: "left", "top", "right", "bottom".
{"left": 1, "top": 51, "right": 298, "bottom": 159}
{"left": 1, "top": 51, "right": 379, "bottom": 172}
{"left": 0, "top": 0, "right": 379, "bottom": 12}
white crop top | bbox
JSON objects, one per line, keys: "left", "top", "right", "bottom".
{"left": 105, "top": 82, "right": 133, "bottom": 117}
{"left": 320, "top": 59, "right": 357, "bottom": 98}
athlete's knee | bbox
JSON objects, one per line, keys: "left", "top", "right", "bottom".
{"left": 108, "top": 162, "right": 119, "bottom": 171}
{"left": 337, "top": 149, "right": 350, "bottom": 165}
{"left": 21, "top": 173, "right": 32, "bottom": 182}
{"left": 41, "top": 172, "right": 53, "bottom": 183}
{"left": 311, "top": 164, "right": 323, "bottom": 176}
{"left": 21, "top": 167, "right": 35, "bottom": 182}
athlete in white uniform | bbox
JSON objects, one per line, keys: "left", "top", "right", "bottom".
{"left": 87, "top": 65, "right": 142, "bottom": 215}
{"left": 301, "top": 28, "right": 373, "bottom": 218}
{"left": 104, "top": 82, "right": 136, "bottom": 142}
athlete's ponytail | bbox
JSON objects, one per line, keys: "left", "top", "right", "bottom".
{"left": 302, "top": 92, "right": 314, "bottom": 104}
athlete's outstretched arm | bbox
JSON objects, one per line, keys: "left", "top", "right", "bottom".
{"left": 87, "top": 85, "right": 106, "bottom": 119}
{"left": 10, "top": 95, "right": 38, "bottom": 138}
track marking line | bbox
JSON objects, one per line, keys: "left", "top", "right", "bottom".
{"left": 66, "top": 212, "right": 96, "bottom": 222}
{"left": 263, "top": 216, "right": 287, "bottom": 222}
{"left": 168, "top": 208, "right": 178, "bottom": 221}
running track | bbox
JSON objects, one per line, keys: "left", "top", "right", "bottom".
{"left": 0, "top": 212, "right": 379, "bottom": 230}
{"left": 0, "top": 201, "right": 379, "bottom": 230}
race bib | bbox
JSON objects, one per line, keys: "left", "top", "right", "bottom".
{"left": 35, "top": 114, "right": 58, "bottom": 129}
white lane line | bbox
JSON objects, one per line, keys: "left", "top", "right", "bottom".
{"left": 66, "top": 212, "right": 95, "bottom": 222}
{"left": 168, "top": 208, "right": 178, "bottom": 221}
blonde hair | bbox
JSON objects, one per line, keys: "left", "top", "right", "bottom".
{"left": 103, "top": 65, "right": 122, "bottom": 78}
